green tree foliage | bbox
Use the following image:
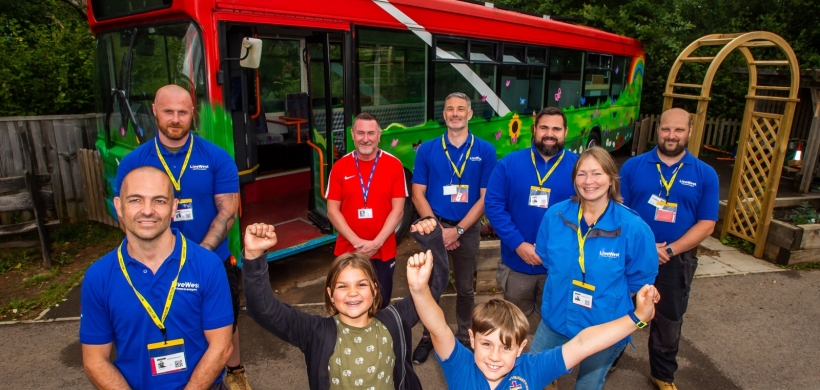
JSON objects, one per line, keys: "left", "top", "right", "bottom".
{"left": 496, "top": 0, "right": 820, "bottom": 117}
{"left": 0, "top": 0, "right": 94, "bottom": 116}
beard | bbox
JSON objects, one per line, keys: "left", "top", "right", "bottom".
{"left": 535, "top": 136, "right": 564, "bottom": 157}
{"left": 158, "top": 122, "right": 190, "bottom": 141}
{"left": 658, "top": 137, "right": 688, "bottom": 157}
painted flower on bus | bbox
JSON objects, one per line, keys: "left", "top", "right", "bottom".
{"left": 508, "top": 113, "right": 522, "bottom": 144}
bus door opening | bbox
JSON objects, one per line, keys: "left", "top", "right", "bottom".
{"left": 226, "top": 25, "right": 346, "bottom": 257}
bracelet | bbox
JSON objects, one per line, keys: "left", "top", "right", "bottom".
{"left": 628, "top": 310, "right": 648, "bottom": 329}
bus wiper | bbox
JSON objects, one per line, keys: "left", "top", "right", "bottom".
{"left": 105, "top": 28, "right": 144, "bottom": 144}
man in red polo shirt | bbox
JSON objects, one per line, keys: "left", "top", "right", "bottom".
{"left": 326, "top": 113, "right": 407, "bottom": 309}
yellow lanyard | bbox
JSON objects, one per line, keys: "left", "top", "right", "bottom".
{"left": 117, "top": 234, "right": 187, "bottom": 343}
{"left": 441, "top": 134, "right": 474, "bottom": 180}
{"left": 155, "top": 136, "right": 195, "bottom": 192}
{"left": 531, "top": 149, "right": 565, "bottom": 187}
{"left": 576, "top": 201, "right": 608, "bottom": 280}
{"left": 656, "top": 162, "right": 684, "bottom": 198}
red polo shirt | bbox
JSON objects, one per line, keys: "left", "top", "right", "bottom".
{"left": 326, "top": 150, "right": 407, "bottom": 260}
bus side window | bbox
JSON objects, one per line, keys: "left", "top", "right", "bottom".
{"left": 500, "top": 45, "right": 546, "bottom": 116}
{"left": 610, "top": 56, "right": 629, "bottom": 100}
{"left": 358, "top": 29, "right": 428, "bottom": 129}
{"left": 547, "top": 48, "right": 583, "bottom": 110}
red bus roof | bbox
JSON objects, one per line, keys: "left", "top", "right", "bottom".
{"left": 87, "top": 0, "right": 643, "bottom": 57}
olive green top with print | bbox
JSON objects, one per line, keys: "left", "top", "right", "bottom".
{"left": 328, "top": 315, "right": 396, "bottom": 389}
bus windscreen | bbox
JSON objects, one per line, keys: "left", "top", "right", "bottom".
{"left": 91, "top": 0, "right": 173, "bottom": 21}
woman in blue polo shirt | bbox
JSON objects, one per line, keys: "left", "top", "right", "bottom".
{"left": 530, "top": 147, "right": 658, "bottom": 390}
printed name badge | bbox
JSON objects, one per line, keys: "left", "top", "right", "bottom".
{"left": 647, "top": 194, "right": 665, "bottom": 208}
{"left": 173, "top": 199, "right": 193, "bottom": 222}
{"left": 528, "top": 186, "right": 551, "bottom": 208}
{"left": 148, "top": 339, "right": 187, "bottom": 376}
{"left": 443, "top": 185, "right": 458, "bottom": 195}
{"left": 451, "top": 185, "right": 469, "bottom": 203}
{"left": 654, "top": 201, "right": 678, "bottom": 223}
{"left": 572, "top": 291, "right": 593, "bottom": 309}
{"left": 358, "top": 208, "right": 373, "bottom": 219}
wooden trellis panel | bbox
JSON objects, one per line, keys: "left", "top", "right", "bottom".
{"left": 663, "top": 31, "right": 800, "bottom": 258}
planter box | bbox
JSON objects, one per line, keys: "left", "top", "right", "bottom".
{"left": 715, "top": 196, "right": 820, "bottom": 266}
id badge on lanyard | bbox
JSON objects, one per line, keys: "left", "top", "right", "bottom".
{"left": 528, "top": 186, "right": 551, "bottom": 208}
{"left": 173, "top": 199, "right": 194, "bottom": 222}
{"left": 448, "top": 185, "right": 469, "bottom": 203}
{"left": 148, "top": 339, "right": 187, "bottom": 375}
{"left": 655, "top": 201, "right": 678, "bottom": 223}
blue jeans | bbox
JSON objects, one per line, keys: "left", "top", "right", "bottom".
{"left": 530, "top": 321, "right": 626, "bottom": 390}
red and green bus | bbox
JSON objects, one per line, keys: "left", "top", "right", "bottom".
{"left": 86, "top": 0, "right": 645, "bottom": 263}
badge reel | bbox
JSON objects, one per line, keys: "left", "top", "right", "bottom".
{"left": 148, "top": 339, "right": 187, "bottom": 376}
{"left": 528, "top": 186, "right": 551, "bottom": 208}
{"left": 174, "top": 199, "right": 194, "bottom": 222}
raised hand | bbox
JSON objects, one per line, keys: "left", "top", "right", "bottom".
{"left": 410, "top": 218, "right": 437, "bottom": 235}
{"left": 243, "top": 223, "right": 277, "bottom": 260}
{"left": 634, "top": 284, "right": 660, "bottom": 323}
{"left": 406, "top": 250, "right": 434, "bottom": 293}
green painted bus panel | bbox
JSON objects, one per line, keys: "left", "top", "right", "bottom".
{"left": 360, "top": 67, "right": 644, "bottom": 172}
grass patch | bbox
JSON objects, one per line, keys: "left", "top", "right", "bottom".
{"left": 0, "top": 221, "right": 122, "bottom": 320}
{"left": 721, "top": 236, "right": 755, "bottom": 255}
{"left": 0, "top": 265, "right": 88, "bottom": 318}
{"left": 20, "top": 268, "right": 60, "bottom": 287}
{"left": 0, "top": 221, "right": 122, "bottom": 275}
{"left": 779, "top": 262, "right": 820, "bottom": 271}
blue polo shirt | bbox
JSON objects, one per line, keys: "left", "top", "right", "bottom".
{"left": 620, "top": 147, "right": 719, "bottom": 244}
{"left": 437, "top": 336, "right": 569, "bottom": 389}
{"left": 412, "top": 131, "right": 497, "bottom": 221}
{"left": 79, "top": 229, "right": 233, "bottom": 390}
{"left": 485, "top": 146, "right": 577, "bottom": 274}
{"left": 536, "top": 200, "right": 658, "bottom": 342}
{"left": 115, "top": 134, "right": 239, "bottom": 260}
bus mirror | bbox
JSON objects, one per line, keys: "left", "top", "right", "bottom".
{"left": 239, "top": 38, "right": 263, "bottom": 69}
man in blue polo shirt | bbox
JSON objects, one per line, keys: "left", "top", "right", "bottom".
{"left": 620, "top": 108, "right": 719, "bottom": 390}
{"left": 114, "top": 85, "right": 247, "bottom": 389}
{"left": 485, "top": 106, "right": 577, "bottom": 322}
{"left": 410, "top": 92, "right": 497, "bottom": 363}
{"left": 81, "top": 166, "right": 234, "bottom": 389}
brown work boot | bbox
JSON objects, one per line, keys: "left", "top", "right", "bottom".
{"left": 651, "top": 377, "right": 678, "bottom": 390}
{"left": 226, "top": 366, "right": 252, "bottom": 390}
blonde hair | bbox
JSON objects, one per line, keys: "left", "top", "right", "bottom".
{"left": 324, "top": 252, "right": 382, "bottom": 317}
{"left": 471, "top": 299, "right": 529, "bottom": 348}
{"left": 570, "top": 147, "right": 623, "bottom": 204}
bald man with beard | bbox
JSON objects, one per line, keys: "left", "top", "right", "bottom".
{"left": 619, "top": 108, "right": 719, "bottom": 390}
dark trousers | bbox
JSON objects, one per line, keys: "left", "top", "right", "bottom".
{"left": 223, "top": 258, "right": 241, "bottom": 333}
{"left": 371, "top": 258, "right": 396, "bottom": 310}
{"left": 649, "top": 249, "right": 698, "bottom": 382}
{"left": 423, "top": 219, "right": 480, "bottom": 342}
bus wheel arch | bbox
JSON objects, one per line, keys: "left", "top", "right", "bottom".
{"left": 586, "top": 128, "right": 602, "bottom": 149}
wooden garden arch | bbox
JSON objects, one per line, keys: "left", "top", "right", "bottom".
{"left": 663, "top": 32, "right": 800, "bottom": 258}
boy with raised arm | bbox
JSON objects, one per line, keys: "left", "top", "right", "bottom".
{"left": 406, "top": 251, "right": 660, "bottom": 389}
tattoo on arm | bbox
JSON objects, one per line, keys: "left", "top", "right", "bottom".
{"left": 200, "top": 193, "right": 239, "bottom": 252}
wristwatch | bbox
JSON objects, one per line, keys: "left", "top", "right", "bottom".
{"left": 628, "top": 310, "right": 649, "bottom": 329}
{"left": 665, "top": 246, "right": 674, "bottom": 257}
{"left": 456, "top": 225, "right": 465, "bottom": 235}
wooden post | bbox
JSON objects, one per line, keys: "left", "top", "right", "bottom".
{"left": 20, "top": 131, "right": 52, "bottom": 268}
{"left": 799, "top": 88, "right": 820, "bottom": 193}
{"left": 637, "top": 118, "right": 652, "bottom": 155}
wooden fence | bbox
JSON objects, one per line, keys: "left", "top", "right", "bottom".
{"left": 638, "top": 114, "right": 743, "bottom": 149}
{"left": 0, "top": 114, "right": 99, "bottom": 225}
